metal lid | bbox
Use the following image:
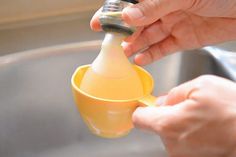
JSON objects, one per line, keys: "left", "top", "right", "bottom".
{"left": 101, "top": 24, "right": 134, "bottom": 36}
{"left": 121, "top": 0, "right": 138, "bottom": 4}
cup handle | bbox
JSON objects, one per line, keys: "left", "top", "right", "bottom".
{"left": 138, "top": 95, "right": 158, "bottom": 107}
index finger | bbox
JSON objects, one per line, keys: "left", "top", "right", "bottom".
{"left": 90, "top": 8, "right": 102, "bottom": 32}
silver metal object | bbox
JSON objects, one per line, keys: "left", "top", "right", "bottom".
{"left": 203, "top": 47, "right": 236, "bottom": 81}
{"left": 99, "top": 0, "right": 138, "bottom": 35}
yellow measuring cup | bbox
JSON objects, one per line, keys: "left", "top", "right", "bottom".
{"left": 71, "top": 65, "right": 157, "bottom": 138}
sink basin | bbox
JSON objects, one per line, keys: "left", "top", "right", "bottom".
{"left": 0, "top": 40, "right": 232, "bottom": 157}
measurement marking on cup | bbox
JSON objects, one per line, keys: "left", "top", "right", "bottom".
{"left": 108, "top": 109, "right": 131, "bottom": 116}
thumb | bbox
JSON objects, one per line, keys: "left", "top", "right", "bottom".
{"left": 123, "top": 0, "right": 193, "bottom": 26}
{"left": 132, "top": 106, "right": 182, "bottom": 134}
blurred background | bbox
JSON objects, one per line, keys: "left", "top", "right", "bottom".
{"left": 0, "top": 0, "right": 236, "bottom": 56}
{"left": 0, "top": 1, "right": 236, "bottom": 157}
{"left": 0, "top": 0, "right": 104, "bottom": 56}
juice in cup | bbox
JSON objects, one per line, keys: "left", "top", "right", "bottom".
{"left": 80, "top": 32, "right": 143, "bottom": 100}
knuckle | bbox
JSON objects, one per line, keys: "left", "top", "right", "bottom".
{"left": 166, "top": 86, "right": 181, "bottom": 101}
{"left": 132, "top": 108, "right": 154, "bottom": 129}
{"left": 186, "top": 0, "right": 202, "bottom": 11}
{"left": 143, "top": 22, "right": 170, "bottom": 45}
{"left": 145, "top": 48, "right": 156, "bottom": 63}
{"left": 154, "top": 118, "right": 172, "bottom": 134}
{"left": 168, "top": 86, "right": 179, "bottom": 96}
{"left": 145, "top": 44, "right": 164, "bottom": 62}
{"left": 138, "top": 0, "right": 160, "bottom": 17}
{"left": 159, "top": 23, "right": 170, "bottom": 36}
{"left": 157, "top": 122, "right": 169, "bottom": 134}
{"left": 158, "top": 41, "right": 169, "bottom": 57}
{"left": 186, "top": 75, "right": 219, "bottom": 106}
{"left": 142, "top": 29, "right": 153, "bottom": 46}
{"left": 194, "top": 75, "right": 216, "bottom": 88}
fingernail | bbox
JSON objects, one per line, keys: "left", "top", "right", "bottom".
{"left": 135, "top": 53, "right": 150, "bottom": 65}
{"left": 135, "top": 54, "right": 145, "bottom": 65}
{"left": 156, "top": 96, "right": 167, "bottom": 106}
{"left": 122, "top": 42, "right": 132, "bottom": 56}
{"left": 123, "top": 7, "right": 143, "bottom": 20}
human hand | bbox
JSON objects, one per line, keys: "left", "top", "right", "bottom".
{"left": 132, "top": 75, "right": 236, "bottom": 157}
{"left": 90, "top": 0, "right": 236, "bottom": 65}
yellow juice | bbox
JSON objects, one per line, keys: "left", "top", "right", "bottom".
{"left": 80, "top": 67, "right": 143, "bottom": 100}
{"left": 80, "top": 32, "right": 143, "bottom": 100}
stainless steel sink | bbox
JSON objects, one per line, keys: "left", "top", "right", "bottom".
{"left": 0, "top": 40, "right": 234, "bottom": 157}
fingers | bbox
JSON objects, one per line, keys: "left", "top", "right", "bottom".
{"left": 132, "top": 76, "right": 202, "bottom": 135}
{"left": 123, "top": 11, "right": 187, "bottom": 64}
{"left": 132, "top": 104, "right": 189, "bottom": 135}
{"left": 134, "top": 36, "right": 181, "bottom": 65}
{"left": 132, "top": 106, "right": 174, "bottom": 133}
{"left": 132, "top": 79, "right": 201, "bottom": 135}
{"left": 122, "top": 0, "right": 192, "bottom": 26}
{"left": 164, "top": 75, "right": 236, "bottom": 106}
{"left": 164, "top": 80, "right": 197, "bottom": 106}
{"left": 90, "top": 8, "right": 102, "bottom": 31}
{"left": 124, "top": 20, "right": 171, "bottom": 57}
{"left": 124, "top": 26, "right": 144, "bottom": 42}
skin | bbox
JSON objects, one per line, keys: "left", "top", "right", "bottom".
{"left": 90, "top": 0, "right": 236, "bottom": 156}
{"left": 91, "top": 0, "right": 236, "bottom": 65}
{"left": 133, "top": 75, "right": 236, "bottom": 157}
